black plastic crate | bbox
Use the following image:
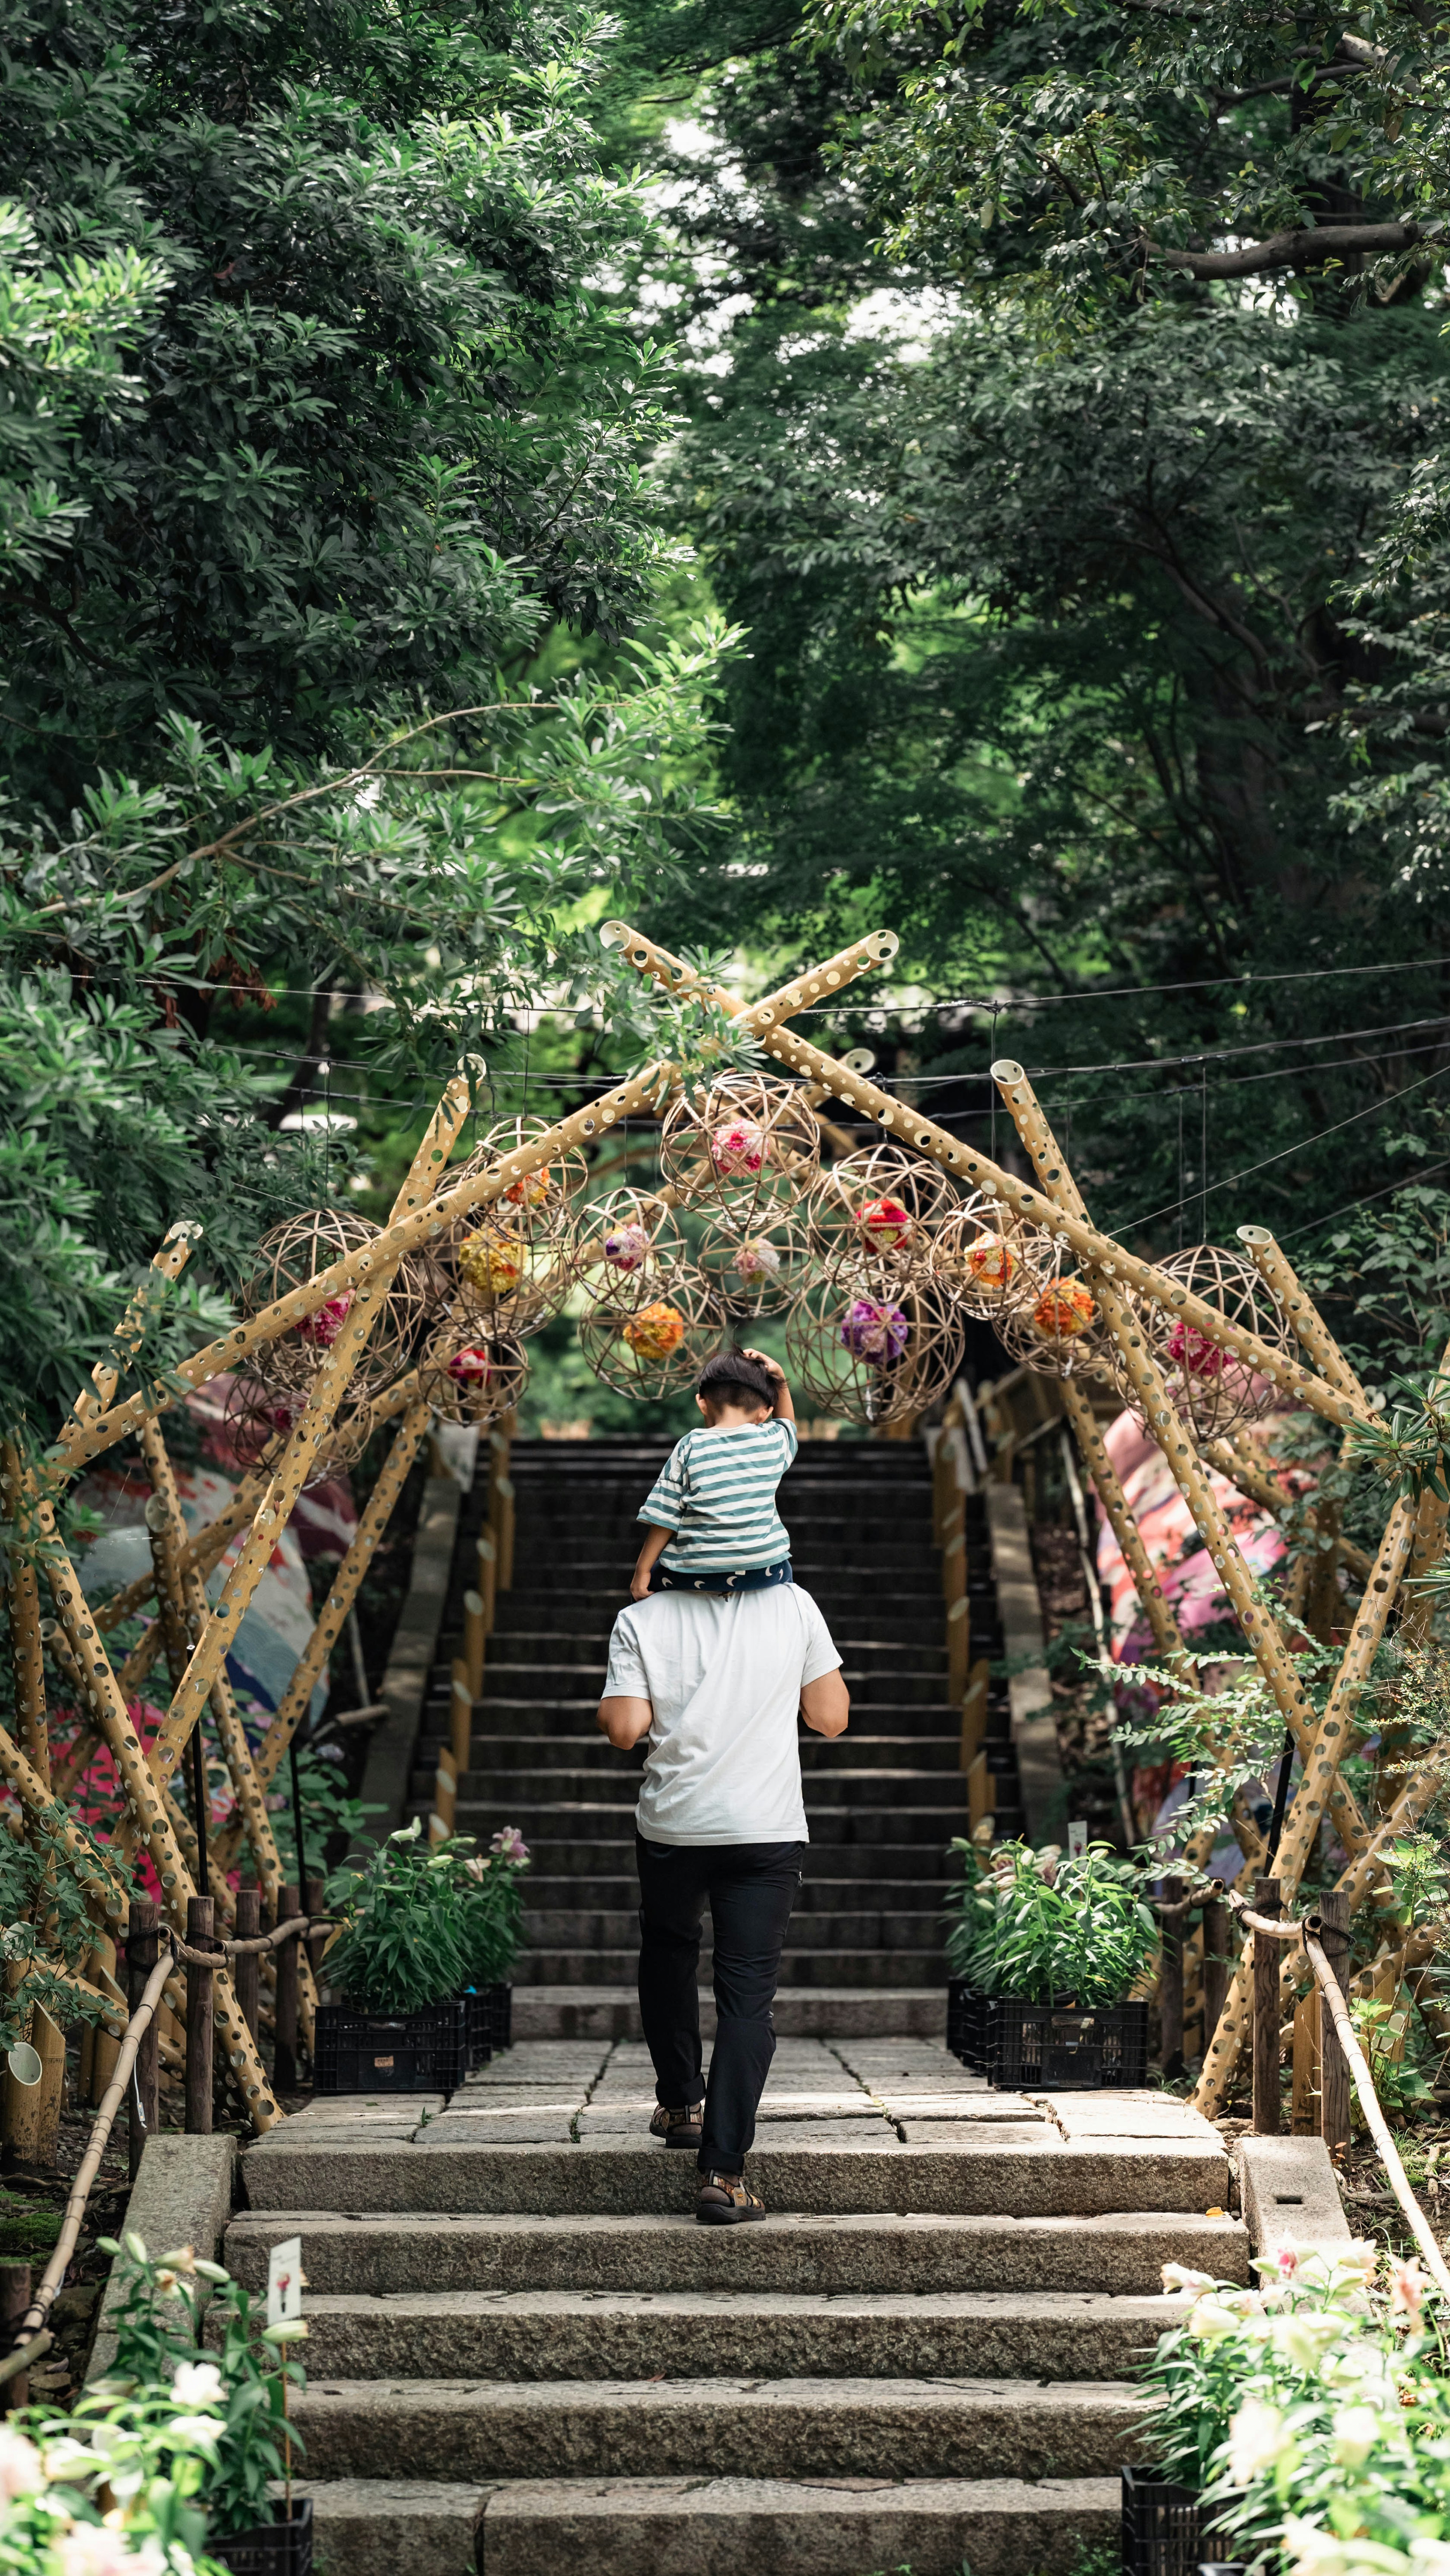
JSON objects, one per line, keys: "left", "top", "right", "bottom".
{"left": 1121, "top": 2468, "right": 1242, "bottom": 2575}
{"left": 464, "top": 1981, "right": 513, "bottom": 2068}
{"left": 313, "top": 2000, "right": 467, "bottom": 2095}
{"left": 949, "top": 1986, "right": 1148, "bottom": 2089}
{"left": 208, "top": 2500, "right": 312, "bottom": 2576}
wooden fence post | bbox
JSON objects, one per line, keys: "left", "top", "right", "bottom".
{"left": 305, "top": 1877, "right": 327, "bottom": 2003}
{"left": 462, "top": 1590, "right": 486, "bottom": 1702}
{"left": 126, "top": 1899, "right": 160, "bottom": 2180}
{"left": 1158, "top": 1875, "right": 1185, "bottom": 2077}
{"left": 275, "top": 1886, "right": 300, "bottom": 2096}
{"left": 185, "top": 1896, "right": 214, "bottom": 2134}
{"left": 1253, "top": 1875, "right": 1283, "bottom": 2135}
{"left": 451, "top": 1662, "right": 473, "bottom": 1784}
{"left": 233, "top": 1888, "right": 260, "bottom": 2039}
{"left": 1202, "top": 1895, "right": 1229, "bottom": 2060}
{"left": 1317, "top": 1889, "right": 1352, "bottom": 2151}
{"left": 477, "top": 1530, "right": 497, "bottom": 1637}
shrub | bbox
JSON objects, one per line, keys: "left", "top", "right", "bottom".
{"left": 323, "top": 1821, "right": 471, "bottom": 2014}
{"left": 944, "top": 1837, "right": 1157, "bottom": 2009}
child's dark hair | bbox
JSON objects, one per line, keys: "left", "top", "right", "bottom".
{"left": 696, "top": 1350, "right": 774, "bottom": 1410}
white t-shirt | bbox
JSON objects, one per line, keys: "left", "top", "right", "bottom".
{"left": 603, "top": 1583, "right": 842, "bottom": 1846}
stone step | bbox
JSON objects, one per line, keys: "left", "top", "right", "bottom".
{"left": 288, "top": 2479, "right": 479, "bottom": 2576}
{"left": 241, "top": 2132, "right": 1228, "bottom": 2219}
{"left": 525, "top": 1909, "right": 944, "bottom": 1949}
{"left": 419, "top": 1734, "right": 969, "bottom": 1779}
{"left": 443, "top": 1802, "right": 980, "bottom": 1846}
{"left": 509, "top": 1989, "right": 953, "bottom": 2041}
{"left": 284, "top": 2287, "right": 1181, "bottom": 2385}
{"left": 226, "top": 2208, "right": 1248, "bottom": 2299}
{"left": 514, "top": 1950, "right": 941, "bottom": 1991}
{"left": 514, "top": 1843, "right": 969, "bottom": 1883}
{"left": 490, "top": 1603, "right": 955, "bottom": 1645}
{"left": 443, "top": 1769, "right": 974, "bottom": 1809}
{"left": 291, "top": 2373, "right": 1144, "bottom": 2482}
{"left": 474, "top": 2471, "right": 1116, "bottom": 2576}
{"left": 457, "top": 1668, "right": 964, "bottom": 1707}
{"left": 523, "top": 1878, "right": 955, "bottom": 1915}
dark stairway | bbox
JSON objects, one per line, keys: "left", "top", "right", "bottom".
{"left": 412, "top": 1435, "right": 1025, "bottom": 2037}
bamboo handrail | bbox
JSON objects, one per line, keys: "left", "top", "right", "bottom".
{"left": 1304, "top": 1928, "right": 1450, "bottom": 2303}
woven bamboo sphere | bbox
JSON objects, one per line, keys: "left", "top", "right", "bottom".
{"left": 577, "top": 1266, "right": 725, "bottom": 1400}
{"left": 784, "top": 1263, "right": 962, "bottom": 1427}
{"left": 932, "top": 1192, "right": 1050, "bottom": 1321}
{"left": 1118, "top": 1243, "right": 1295, "bottom": 1439}
{"left": 239, "top": 1209, "right": 429, "bottom": 1398}
{"left": 570, "top": 1189, "right": 691, "bottom": 1314}
{"left": 438, "top": 1117, "right": 585, "bottom": 1337}
{"left": 222, "top": 1373, "right": 375, "bottom": 1484}
{"left": 807, "top": 1143, "right": 959, "bottom": 1281}
{"left": 659, "top": 1074, "right": 820, "bottom": 1217}
{"left": 417, "top": 1325, "right": 529, "bottom": 1429}
{"left": 992, "top": 1240, "right": 1117, "bottom": 1384}
{"left": 696, "top": 1200, "right": 814, "bottom": 1319}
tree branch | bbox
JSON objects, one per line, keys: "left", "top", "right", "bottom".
{"left": 1140, "top": 219, "right": 1433, "bottom": 277}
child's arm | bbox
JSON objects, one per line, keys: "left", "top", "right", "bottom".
{"left": 631, "top": 1522, "right": 671, "bottom": 1601}
{"left": 742, "top": 1348, "right": 795, "bottom": 1425}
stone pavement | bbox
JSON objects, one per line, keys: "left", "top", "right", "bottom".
{"left": 227, "top": 2036, "right": 1244, "bottom": 2576}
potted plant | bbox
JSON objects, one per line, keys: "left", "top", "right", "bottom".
{"left": 318, "top": 1821, "right": 470, "bottom": 2093}
{"left": 448, "top": 1826, "right": 530, "bottom": 2065}
{"left": 944, "top": 1836, "right": 1156, "bottom": 2088}
{"left": 95, "top": 2231, "right": 311, "bottom": 2574}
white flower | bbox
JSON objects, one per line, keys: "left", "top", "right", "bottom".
{"left": 41, "top": 2437, "right": 97, "bottom": 2485}
{"left": 1282, "top": 2520, "right": 1346, "bottom": 2576}
{"left": 1161, "top": 2263, "right": 1216, "bottom": 2294}
{"left": 1270, "top": 2310, "right": 1345, "bottom": 2369}
{"left": 1227, "top": 2395, "right": 1288, "bottom": 2484}
{"left": 170, "top": 2360, "right": 223, "bottom": 2409}
{"left": 56, "top": 2527, "right": 161, "bottom": 2576}
{"left": 1186, "top": 2295, "right": 1242, "bottom": 2341}
{"left": 1410, "top": 2544, "right": 1450, "bottom": 2576}
{"left": 0, "top": 2425, "right": 43, "bottom": 2499}
{"left": 164, "top": 2415, "right": 222, "bottom": 2452}
{"left": 1331, "top": 2404, "right": 1383, "bottom": 2468}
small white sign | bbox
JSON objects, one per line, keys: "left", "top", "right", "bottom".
{"left": 266, "top": 2236, "right": 304, "bottom": 2330}
{"left": 432, "top": 1421, "right": 480, "bottom": 1491}
{"left": 1067, "top": 1820, "right": 1088, "bottom": 1859}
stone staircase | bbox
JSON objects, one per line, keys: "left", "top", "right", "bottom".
{"left": 231, "top": 2038, "right": 1244, "bottom": 2574}
{"left": 409, "top": 1434, "right": 1026, "bottom": 2031}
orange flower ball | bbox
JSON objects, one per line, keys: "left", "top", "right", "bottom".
{"left": 1031, "top": 1278, "right": 1096, "bottom": 1340}
{"left": 966, "top": 1236, "right": 1017, "bottom": 1294}
{"left": 622, "top": 1300, "right": 686, "bottom": 1362}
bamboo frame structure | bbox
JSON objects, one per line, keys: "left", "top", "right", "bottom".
{"left": 8, "top": 910, "right": 1448, "bottom": 2143}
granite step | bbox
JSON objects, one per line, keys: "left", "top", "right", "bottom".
{"left": 514, "top": 1950, "right": 942, "bottom": 1991}
{"left": 225, "top": 2207, "right": 1248, "bottom": 2298}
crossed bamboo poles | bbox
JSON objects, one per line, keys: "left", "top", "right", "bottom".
{"left": 606, "top": 923, "right": 1442, "bottom": 2115}
{"left": 6, "top": 915, "right": 1435, "bottom": 2127}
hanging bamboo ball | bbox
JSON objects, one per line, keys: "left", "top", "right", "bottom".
{"left": 784, "top": 1267, "right": 961, "bottom": 1427}
{"left": 994, "top": 1244, "right": 1115, "bottom": 1383}
{"left": 808, "top": 1143, "right": 958, "bottom": 1279}
{"left": 435, "top": 1117, "right": 584, "bottom": 1336}
{"left": 1118, "top": 1244, "right": 1294, "bottom": 1440}
{"left": 932, "top": 1194, "right": 1047, "bottom": 1319}
{"left": 569, "top": 1191, "right": 690, "bottom": 1314}
{"left": 222, "top": 1373, "right": 375, "bottom": 1484}
{"left": 418, "top": 1325, "right": 529, "bottom": 1428}
{"left": 659, "top": 1074, "right": 820, "bottom": 1212}
{"left": 695, "top": 1201, "right": 813, "bottom": 1318}
{"left": 577, "top": 1267, "right": 724, "bottom": 1399}
{"left": 239, "top": 1209, "right": 428, "bottom": 1398}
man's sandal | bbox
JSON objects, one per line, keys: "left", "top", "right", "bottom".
{"left": 697, "top": 2170, "right": 767, "bottom": 2226}
{"left": 649, "top": 2102, "right": 705, "bottom": 2151}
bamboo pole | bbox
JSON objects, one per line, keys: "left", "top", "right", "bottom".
{"left": 50, "top": 937, "right": 898, "bottom": 1481}
{"left": 35, "top": 1513, "right": 281, "bottom": 2128}
{"left": 1059, "top": 1380, "right": 1191, "bottom": 1669}
{"left": 988, "top": 1061, "right": 1375, "bottom": 1864}
{"left": 93, "top": 1477, "right": 268, "bottom": 1636}
{"left": 4, "top": 1493, "right": 49, "bottom": 1792}
{"left": 1199, "top": 1434, "right": 1373, "bottom": 1585}
{"left": 1235, "top": 1225, "right": 1367, "bottom": 1405}
{"left": 67, "top": 1221, "right": 201, "bottom": 1427}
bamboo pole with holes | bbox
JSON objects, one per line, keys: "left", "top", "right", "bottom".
{"left": 49, "top": 938, "right": 899, "bottom": 1486}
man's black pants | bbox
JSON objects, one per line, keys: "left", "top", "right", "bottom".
{"left": 636, "top": 1835, "right": 804, "bottom": 2174}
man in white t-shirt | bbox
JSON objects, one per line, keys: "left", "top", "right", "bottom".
{"left": 597, "top": 1581, "right": 848, "bottom": 2225}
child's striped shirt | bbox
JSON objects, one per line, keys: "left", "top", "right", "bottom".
{"left": 639, "top": 1419, "right": 798, "bottom": 1572}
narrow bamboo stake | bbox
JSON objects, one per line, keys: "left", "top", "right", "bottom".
{"left": 51, "top": 937, "right": 896, "bottom": 1480}
{"left": 1059, "top": 1380, "right": 1192, "bottom": 1668}
{"left": 67, "top": 1221, "right": 201, "bottom": 1427}
{"left": 4, "top": 1494, "right": 49, "bottom": 1792}
{"left": 126, "top": 1900, "right": 159, "bottom": 2180}
{"left": 1399, "top": 1483, "right": 1450, "bottom": 1649}
{"left": 1252, "top": 1876, "right": 1283, "bottom": 2133}
{"left": 1317, "top": 1888, "right": 1352, "bottom": 2149}
{"left": 185, "top": 1896, "right": 216, "bottom": 2134}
